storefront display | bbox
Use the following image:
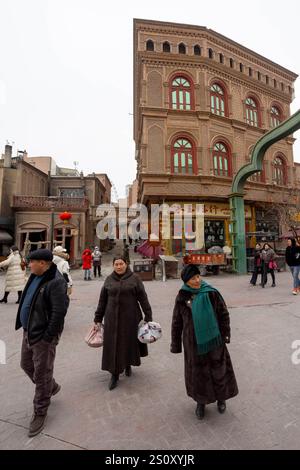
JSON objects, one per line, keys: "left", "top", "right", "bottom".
{"left": 204, "top": 220, "right": 225, "bottom": 249}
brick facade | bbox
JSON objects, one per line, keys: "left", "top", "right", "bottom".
{"left": 133, "top": 19, "right": 299, "bottom": 254}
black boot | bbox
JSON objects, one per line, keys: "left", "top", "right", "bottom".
{"left": 0, "top": 292, "right": 9, "bottom": 303}
{"left": 109, "top": 374, "right": 119, "bottom": 390}
{"left": 217, "top": 400, "right": 226, "bottom": 414}
{"left": 16, "top": 291, "right": 22, "bottom": 304}
{"left": 272, "top": 283, "right": 276, "bottom": 287}
{"left": 125, "top": 366, "right": 132, "bottom": 377}
{"left": 195, "top": 403, "right": 205, "bottom": 420}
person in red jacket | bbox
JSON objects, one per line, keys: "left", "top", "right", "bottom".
{"left": 82, "top": 248, "right": 92, "bottom": 281}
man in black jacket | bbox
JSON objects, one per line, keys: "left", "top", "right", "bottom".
{"left": 15, "top": 249, "right": 70, "bottom": 437}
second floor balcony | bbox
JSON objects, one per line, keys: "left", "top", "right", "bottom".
{"left": 12, "top": 195, "right": 90, "bottom": 211}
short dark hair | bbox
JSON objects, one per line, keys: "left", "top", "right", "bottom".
{"left": 288, "top": 238, "right": 296, "bottom": 247}
{"left": 113, "top": 255, "right": 127, "bottom": 265}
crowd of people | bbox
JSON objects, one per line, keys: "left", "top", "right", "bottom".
{"left": 250, "top": 238, "right": 300, "bottom": 294}
{"left": 0, "top": 237, "right": 299, "bottom": 437}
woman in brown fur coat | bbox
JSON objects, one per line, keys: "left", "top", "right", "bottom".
{"left": 94, "top": 255, "right": 153, "bottom": 390}
{"left": 171, "top": 264, "right": 238, "bottom": 420}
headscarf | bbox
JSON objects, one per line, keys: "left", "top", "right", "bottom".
{"left": 182, "top": 280, "right": 223, "bottom": 355}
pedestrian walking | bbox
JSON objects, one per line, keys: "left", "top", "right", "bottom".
{"left": 123, "top": 244, "right": 130, "bottom": 265}
{"left": 285, "top": 238, "right": 300, "bottom": 295}
{"left": 93, "top": 255, "right": 153, "bottom": 390}
{"left": 0, "top": 245, "right": 26, "bottom": 304}
{"left": 92, "top": 246, "right": 102, "bottom": 278}
{"left": 171, "top": 264, "right": 238, "bottom": 420}
{"left": 250, "top": 243, "right": 262, "bottom": 286}
{"left": 261, "top": 243, "right": 276, "bottom": 288}
{"left": 82, "top": 248, "right": 92, "bottom": 281}
{"left": 52, "top": 246, "right": 73, "bottom": 295}
{"left": 15, "top": 249, "right": 69, "bottom": 437}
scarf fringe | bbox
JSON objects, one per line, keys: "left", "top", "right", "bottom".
{"left": 197, "top": 334, "right": 223, "bottom": 355}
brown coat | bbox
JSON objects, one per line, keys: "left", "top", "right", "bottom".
{"left": 94, "top": 268, "right": 152, "bottom": 375}
{"left": 171, "top": 289, "right": 238, "bottom": 405}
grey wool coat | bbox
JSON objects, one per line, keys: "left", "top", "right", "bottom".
{"left": 94, "top": 268, "right": 152, "bottom": 375}
{"left": 171, "top": 288, "right": 239, "bottom": 405}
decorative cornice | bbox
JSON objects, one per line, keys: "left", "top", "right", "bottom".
{"left": 134, "top": 19, "right": 298, "bottom": 80}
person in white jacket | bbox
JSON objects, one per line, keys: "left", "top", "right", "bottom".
{"left": 0, "top": 245, "right": 26, "bottom": 304}
{"left": 52, "top": 246, "right": 73, "bottom": 295}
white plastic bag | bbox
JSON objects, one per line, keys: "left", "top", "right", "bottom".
{"left": 138, "top": 321, "right": 162, "bottom": 344}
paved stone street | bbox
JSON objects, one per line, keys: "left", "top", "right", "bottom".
{"left": 1, "top": 247, "right": 300, "bottom": 450}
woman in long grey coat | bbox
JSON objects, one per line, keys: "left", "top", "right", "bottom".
{"left": 94, "top": 255, "right": 152, "bottom": 390}
{"left": 0, "top": 246, "right": 26, "bottom": 304}
{"left": 171, "top": 264, "right": 238, "bottom": 420}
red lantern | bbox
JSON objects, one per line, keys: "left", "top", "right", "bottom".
{"left": 59, "top": 211, "right": 72, "bottom": 225}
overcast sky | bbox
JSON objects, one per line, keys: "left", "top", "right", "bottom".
{"left": 1, "top": 0, "right": 300, "bottom": 198}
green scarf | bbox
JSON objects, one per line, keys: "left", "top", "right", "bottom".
{"left": 182, "top": 280, "right": 223, "bottom": 355}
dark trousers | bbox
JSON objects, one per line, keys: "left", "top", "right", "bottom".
{"left": 250, "top": 266, "right": 262, "bottom": 285}
{"left": 21, "top": 331, "right": 58, "bottom": 416}
{"left": 93, "top": 265, "right": 101, "bottom": 277}
{"left": 262, "top": 263, "right": 275, "bottom": 286}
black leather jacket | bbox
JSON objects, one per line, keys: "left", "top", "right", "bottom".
{"left": 15, "top": 263, "right": 69, "bottom": 346}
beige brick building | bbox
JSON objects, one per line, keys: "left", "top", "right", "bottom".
{"left": 0, "top": 145, "right": 111, "bottom": 263}
{"left": 133, "top": 19, "right": 299, "bottom": 255}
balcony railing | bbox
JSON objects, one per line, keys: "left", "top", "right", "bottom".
{"left": 12, "top": 195, "right": 89, "bottom": 211}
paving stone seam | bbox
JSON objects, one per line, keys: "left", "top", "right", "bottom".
{"left": 0, "top": 418, "right": 88, "bottom": 450}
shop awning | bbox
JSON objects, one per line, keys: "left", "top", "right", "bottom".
{"left": 0, "top": 230, "right": 13, "bottom": 243}
{"left": 280, "top": 229, "right": 300, "bottom": 239}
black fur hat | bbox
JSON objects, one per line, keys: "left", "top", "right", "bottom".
{"left": 181, "top": 264, "right": 200, "bottom": 283}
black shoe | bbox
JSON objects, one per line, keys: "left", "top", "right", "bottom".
{"left": 28, "top": 413, "right": 47, "bottom": 437}
{"left": 261, "top": 284, "right": 265, "bottom": 288}
{"left": 109, "top": 375, "right": 119, "bottom": 390}
{"left": 0, "top": 298, "right": 7, "bottom": 303}
{"left": 51, "top": 383, "right": 61, "bottom": 396}
{"left": 125, "top": 366, "right": 132, "bottom": 377}
{"left": 195, "top": 403, "right": 205, "bottom": 420}
{"left": 217, "top": 400, "right": 226, "bottom": 414}
{"left": 272, "top": 283, "right": 276, "bottom": 287}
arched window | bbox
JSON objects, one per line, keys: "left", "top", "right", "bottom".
{"left": 219, "top": 53, "right": 224, "bottom": 64}
{"left": 213, "top": 142, "right": 231, "bottom": 177}
{"left": 270, "top": 106, "right": 281, "bottom": 128}
{"left": 172, "top": 138, "right": 195, "bottom": 174}
{"left": 170, "top": 76, "right": 193, "bottom": 110}
{"left": 249, "top": 67, "right": 252, "bottom": 77}
{"left": 273, "top": 155, "right": 287, "bottom": 185}
{"left": 210, "top": 83, "right": 227, "bottom": 117}
{"left": 245, "top": 97, "right": 259, "bottom": 127}
{"left": 194, "top": 45, "right": 201, "bottom": 55}
{"left": 146, "top": 40, "right": 154, "bottom": 51}
{"left": 257, "top": 71, "right": 261, "bottom": 81}
{"left": 178, "top": 43, "right": 186, "bottom": 54}
{"left": 208, "top": 48, "right": 214, "bottom": 59}
{"left": 230, "top": 58, "right": 234, "bottom": 68}
{"left": 248, "top": 146, "right": 266, "bottom": 183}
{"left": 240, "top": 63, "right": 244, "bottom": 72}
{"left": 274, "top": 79, "right": 277, "bottom": 88}
{"left": 163, "top": 41, "right": 170, "bottom": 53}
{"left": 266, "top": 75, "right": 269, "bottom": 85}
